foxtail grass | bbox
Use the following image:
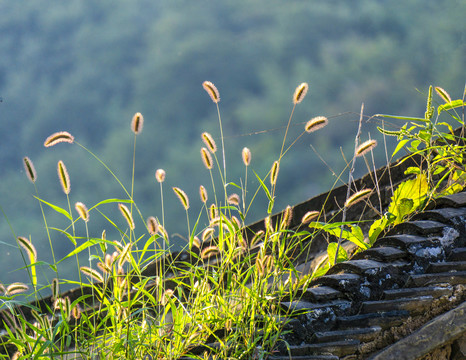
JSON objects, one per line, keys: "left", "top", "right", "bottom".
{"left": 344, "top": 188, "right": 373, "bottom": 208}
{"left": 118, "top": 203, "right": 135, "bottom": 230}
{"left": 355, "top": 139, "right": 377, "bottom": 157}
{"left": 131, "top": 112, "right": 144, "bottom": 135}
{"left": 9, "top": 81, "right": 456, "bottom": 360}
{"left": 57, "top": 160, "right": 71, "bottom": 194}
{"left": 301, "top": 210, "right": 320, "bottom": 224}
{"left": 44, "top": 131, "right": 74, "bottom": 147}
{"left": 23, "top": 156, "right": 36, "bottom": 184}
{"left": 201, "top": 132, "right": 217, "bottom": 153}
{"left": 305, "top": 116, "right": 328, "bottom": 133}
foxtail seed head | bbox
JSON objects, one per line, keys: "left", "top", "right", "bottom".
{"left": 242, "top": 147, "right": 251, "bottom": 166}
{"left": 270, "top": 160, "right": 279, "bottom": 186}
{"left": 155, "top": 169, "right": 166, "bottom": 183}
{"left": 158, "top": 224, "right": 169, "bottom": 241}
{"left": 355, "top": 139, "right": 377, "bottom": 157}
{"left": 100, "top": 229, "right": 107, "bottom": 253}
{"left": 57, "top": 160, "right": 71, "bottom": 195}
{"left": 293, "top": 82, "right": 309, "bottom": 104}
{"left": 201, "top": 132, "right": 217, "bottom": 153}
{"left": 44, "top": 131, "right": 74, "bottom": 147}
{"left": 255, "top": 257, "right": 265, "bottom": 277}
{"left": 264, "top": 216, "right": 274, "bottom": 233}
{"left": 113, "top": 241, "right": 124, "bottom": 252}
{"left": 192, "top": 236, "right": 201, "bottom": 249}
{"left": 305, "top": 116, "right": 328, "bottom": 133}
{"left": 97, "top": 261, "right": 111, "bottom": 275}
{"left": 199, "top": 185, "right": 208, "bottom": 203}
{"left": 6, "top": 282, "right": 29, "bottom": 296}
{"left": 131, "top": 112, "right": 144, "bottom": 134}
{"left": 200, "top": 245, "right": 220, "bottom": 260}
{"left": 53, "top": 298, "right": 66, "bottom": 312}
{"left": 54, "top": 296, "right": 71, "bottom": 320}
{"left": 17, "top": 236, "right": 37, "bottom": 264}
{"left": 147, "top": 216, "right": 159, "bottom": 235}
{"left": 80, "top": 266, "right": 103, "bottom": 283}
{"left": 231, "top": 215, "right": 241, "bottom": 230}
{"left": 210, "top": 216, "right": 221, "bottom": 228}
{"left": 227, "top": 193, "right": 240, "bottom": 206}
{"left": 30, "top": 309, "right": 42, "bottom": 326}
{"left": 344, "top": 188, "right": 373, "bottom": 208}
{"left": 301, "top": 211, "right": 320, "bottom": 224}
{"left": 118, "top": 203, "right": 135, "bottom": 230}
{"left": 202, "top": 81, "right": 220, "bottom": 104}
{"left": 173, "top": 187, "right": 189, "bottom": 210}
{"left": 2, "top": 310, "right": 17, "bottom": 330}
{"left": 209, "top": 204, "right": 218, "bottom": 220}
{"left": 75, "top": 202, "right": 89, "bottom": 222}
{"left": 263, "top": 255, "right": 273, "bottom": 274}
{"left": 201, "top": 147, "right": 213, "bottom": 170}
{"left": 23, "top": 156, "right": 37, "bottom": 183}
{"left": 105, "top": 253, "right": 113, "bottom": 268}
{"left": 118, "top": 242, "right": 132, "bottom": 268}
{"left": 71, "top": 304, "right": 81, "bottom": 320}
{"left": 281, "top": 205, "right": 293, "bottom": 228}
{"left": 202, "top": 227, "right": 215, "bottom": 242}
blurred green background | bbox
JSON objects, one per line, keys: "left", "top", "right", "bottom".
{"left": 0, "top": 0, "right": 464, "bottom": 290}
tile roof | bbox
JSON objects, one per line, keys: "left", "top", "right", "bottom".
{"left": 271, "top": 191, "right": 466, "bottom": 359}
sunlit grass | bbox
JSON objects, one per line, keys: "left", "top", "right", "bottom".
{"left": 1, "top": 83, "right": 465, "bottom": 359}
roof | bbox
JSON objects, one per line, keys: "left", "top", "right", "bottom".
{"left": 272, "top": 190, "right": 466, "bottom": 359}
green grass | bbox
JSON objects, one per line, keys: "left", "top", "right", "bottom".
{"left": 0, "top": 83, "right": 465, "bottom": 359}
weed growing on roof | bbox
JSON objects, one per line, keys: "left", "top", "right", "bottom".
{"left": 308, "top": 85, "right": 466, "bottom": 276}
{"left": 1, "top": 82, "right": 465, "bottom": 359}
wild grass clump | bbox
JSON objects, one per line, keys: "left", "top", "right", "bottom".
{"left": 1, "top": 81, "right": 465, "bottom": 359}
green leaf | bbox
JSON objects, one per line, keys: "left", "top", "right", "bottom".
{"left": 391, "top": 139, "right": 410, "bottom": 158}
{"left": 433, "top": 165, "right": 446, "bottom": 176}
{"left": 90, "top": 198, "right": 132, "bottom": 209}
{"left": 309, "top": 222, "right": 368, "bottom": 250}
{"left": 369, "top": 217, "right": 387, "bottom": 244}
{"left": 226, "top": 181, "right": 242, "bottom": 190}
{"left": 58, "top": 239, "right": 101, "bottom": 263}
{"left": 375, "top": 114, "right": 430, "bottom": 123}
{"left": 397, "top": 198, "right": 414, "bottom": 220}
{"left": 407, "top": 139, "right": 422, "bottom": 152}
{"left": 350, "top": 225, "right": 364, "bottom": 242}
{"left": 327, "top": 242, "right": 348, "bottom": 266}
{"left": 388, "top": 173, "right": 427, "bottom": 224}
{"left": 34, "top": 197, "right": 71, "bottom": 220}
{"left": 50, "top": 227, "right": 77, "bottom": 246}
{"left": 312, "top": 261, "right": 331, "bottom": 278}
{"left": 418, "top": 130, "right": 432, "bottom": 143}
{"left": 253, "top": 170, "right": 273, "bottom": 202}
{"left": 404, "top": 167, "right": 421, "bottom": 175}
{"left": 438, "top": 99, "right": 466, "bottom": 115}
{"left": 267, "top": 199, "right": 275, "bottom": 214}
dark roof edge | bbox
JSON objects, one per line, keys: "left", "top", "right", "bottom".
{"left": 368, "top": 300, "right": 466, "bottom": 360}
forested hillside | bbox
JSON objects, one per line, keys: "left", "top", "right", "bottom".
{"left": 0, "top": 0, "right": 464, "bottom": 287}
